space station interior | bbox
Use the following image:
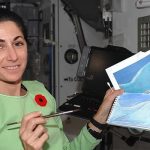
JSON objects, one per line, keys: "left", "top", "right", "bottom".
{"left": 1, "top": 0, "right": 150, "bottom": 150}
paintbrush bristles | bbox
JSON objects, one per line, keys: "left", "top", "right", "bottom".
{"left": 107, "top": 82, "right": 113, "bottom": 92}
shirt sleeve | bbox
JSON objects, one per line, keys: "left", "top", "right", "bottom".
{"left": 55, "top": 115, "right": 101, "bottom": 150}
{"left": 63, "top": 125, "right": 101, "bottom": 150}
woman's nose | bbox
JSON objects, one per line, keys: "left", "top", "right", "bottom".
{"left": 7, "top": 46, "right": 18, "bottom": 61}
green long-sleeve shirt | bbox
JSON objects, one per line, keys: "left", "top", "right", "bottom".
{"left": 0, "top": 80, "right": 101, "bottom": 150}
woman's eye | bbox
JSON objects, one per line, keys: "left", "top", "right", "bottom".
{"left": 0, "top": 43, "right": 4, "bottom": 49}
{"left": 15, "top": 41, "right": 24, "bottom": 47}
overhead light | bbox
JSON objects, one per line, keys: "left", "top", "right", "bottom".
{"left": 136, "top": 0, "right": 150, "bottom": 8}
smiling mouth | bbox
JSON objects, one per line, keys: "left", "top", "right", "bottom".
{"left": 4, "top": 65, "right": 20, "bottom": 70}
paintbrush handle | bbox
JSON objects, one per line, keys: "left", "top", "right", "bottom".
{"left": 44, "top": 109, "right": 79, "bottom": 118}
{"left": 7, "top": 109, "right": 80, "bottom": 126}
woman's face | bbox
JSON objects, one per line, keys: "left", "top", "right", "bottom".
{"left": 0, "top": 21, "right": 27, "bottom": 84}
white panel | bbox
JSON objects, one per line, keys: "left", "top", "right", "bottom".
{"left": 113, "top": 0, "right": 150, "bottom": 53}
{"left": 113, "top": 0, "right": 126, "bottom": 12}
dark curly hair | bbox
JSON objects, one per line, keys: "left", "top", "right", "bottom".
{"left": 0, "top": 8, "right": 27, "bottom": 42}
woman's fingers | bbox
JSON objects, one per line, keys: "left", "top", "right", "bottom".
{"left": 19, "top": 112, "right": 49, "bottom": 150}
{"left": 25, "top": 117, "right": 47, "bottom": 133}
{"left": 29, "top": 125, "right": 47, "bottom": 142}
{"left": 93, "top": 89, "right": 124, "bottom": 123}
{"left": 20, "top": 125, "right": 48, "bottom": 150}
{"left": 34, "top": 131, "right": 49, "bottom": 149}
{"left": 20, "top": 111, "right": 42, "bottom": 134}
{"left": 20, "top": 117, "right": 47, "bottom": 142}
{"left": 103, "top": 88, "right": 124, "bottom": 104}
{"left": 20, "top": 112, "right": 48, "bottom": 150}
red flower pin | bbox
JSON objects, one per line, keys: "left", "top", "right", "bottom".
{"left": 35, "top": 94, "right": 47, "bottom": 107}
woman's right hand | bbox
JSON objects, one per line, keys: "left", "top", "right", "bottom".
{"left": 19, "top": 112, "right": 49, "bottom": 150}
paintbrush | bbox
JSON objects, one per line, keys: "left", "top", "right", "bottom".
{"left": 7, "top": 109, "right": 80, "bottom": 126}
{"left": 107, "top": 82, "right": 113, "bottom": 92}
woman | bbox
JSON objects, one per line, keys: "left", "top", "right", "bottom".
{"left": 0, "top": 8, "right": 123, "bottom": 150}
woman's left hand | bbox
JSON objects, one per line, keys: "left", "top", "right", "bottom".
{"left": 88, "top": 88, "right": 124, "bottom": 132}
{"left": 93, "top": 88, "right": 124, "bottom": 124}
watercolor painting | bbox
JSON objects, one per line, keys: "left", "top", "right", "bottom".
{"left": 114, "top": 54, "right": 150, "bottom": 93}
{"left": 107, "top": 93, "right": 150, "bottom": 130}
{"left": 106, "top": 51, "right": 150, "bottom": 91}
{"left": 106, "top": 50, "right": 150, "bottom": 130}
